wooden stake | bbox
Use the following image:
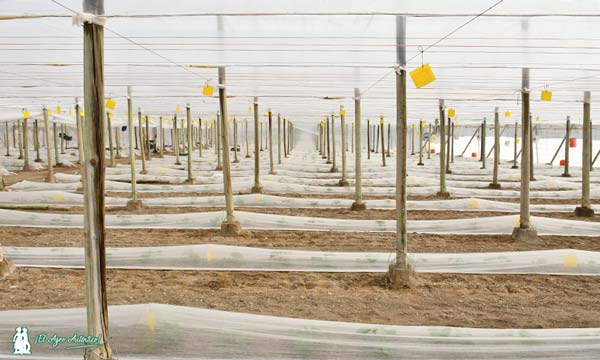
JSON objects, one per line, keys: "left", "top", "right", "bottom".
{"left": 277, "top": 114, "right": 282, "bottom": 164}
{"left": 417, "top": 120, "right": 424, "bottom": 165}
{"left": 233, "top": 117, "right": 240, "bottom": 163}
{"left": 106, "top": 112, "right": 115, "bottom": 167}
{"left": 562, "top": 116, "right": 571, "bottom": 177}
{"left": 245, "top": 119, "right": 250, "bottom": 158}
{"left": 145, "top": 114, "right": 151, "bottom": 160}
{"left": 575, "top": 91, "right": 595, "bottom": 217}
{"left": 512, "top": 68, "right": 538, "bottom": 241}
{"left": 512, "top": 121, "right": 519, "bottom": 168}
{"left": 251, "top": 97, "right": 263, "bottom": 193}
{"left": 174, "top": 114, "right": 181, "bottom": 166}
{"left": 126, "top": 86, "right": 142, "bottom": 210}
{"left": 380, "top": 117, "right": 386, "bottom": 167}
{"left": 217, "top": 67, "right": 241, "bottom": 235}
{"left": 4, "top": 121, "right": 9, "bottom": 157}
{"left": 75, "top": 100, "right": 83, "bottom": 165}
{"left": 326, "top": 116, "right": 331, "bottom": 164}
{"left": 81, "top": 14, "right": 113, "bottom": 359}
{"left": 437, "top": 101, "right": 449, "bottom": 197}
{"left": 42, "top": 108, "right": 55, "bottom": 182}
{"left": 159, "top": 117, "right": 164, "bottom": 158}
{"left": 480, "top": 118, "right": 487, "bottom": 169}
{"left": 186, "top": 104, "right": 194, "bottom": 184}
{"left": 331, "top": 114, "right": 338, "bottom": 172}
{"left": 489, "top": 108, "right": 501, "bottom": 189}
{"left": 367, "top": 120, "right": 371, "bottom": 160}
{"left": 53, "top": 122, "right": 61, "bottom": 166}
{"left": 198, "top": 117, "right": 203, "bottom": 158}
{"left": 22, "top": 118, "right": 31, "bottom": 170}
{"left": 216, "top": 112, "right": 222, "bottom": 170}
{"left": 351, "top": 89, "right": 366, "bottom": 210}
{"left": 137, "top": 110, "right": 146, "bottom": 174}
{"left": 339, "top": 105, "right": 349, "bottom": 186}
{"left": 268, "top": 111, "right": 275, "bottom": 174}
{"left": 446, "top": 117, "right": 452, "bottom": 174}
{"left": 33, "top": 120, "right": 41, "bottom": 162}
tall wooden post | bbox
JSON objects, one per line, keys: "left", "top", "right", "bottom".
{"left": 380, "top": 117, "right": 386, "bottom": 166}
{"left": 367, "top": 120, "right": 371, "bottom": 160}
{"left": 174, "top": 115, "right": 181, "bottom": 165}
{"left": 184, "top": 104, "right": 194, "bottom": 184}
{"left": 283, "top": 118, "right": 288, "bottom": 158}
{"left": 229, "top": 117, "right": 237, "bottom": 163}
{"left": 60, "top": 124, "right": 66, "bottom": 154}
{"left": 4, "top": 121, "right": 9, "bottom": 157}
{"left": 437, "top": 100, "right": 449, "bottom": 197}
{"left": 159, "top": 117, "right": 164, "bottom": 158}
{"left": 480, "top": 118, "right": 487, "bottom": 169}
{"left": 81, "top": 4, "right": 113, "bottom": 357}
{"left": 451, "top": 121, "right": 455, "bottom": 163}
{"left": 410, "top": 124, "right": 415, "bottom": 155}
{"left": 106, "top": 112, "right": 115, "bottom": 167}
{"left": 126, "top": 86, "right": 142, "bottom": 211}
{"left": 23, "top": 118, "right": 31, "bottom": 169}
{"left": 489, "top": 108, "right": 501, "bottom": 189}
{"left": 75, "top": 100, "right": 83, "bottom": 164}
{"left": 387, "top": 123, "right": 392, "bottom": 157}
{"left": 389, "top": 16, "right": 414, "bottom": 287}
{"left": 326, "top": 116, "right": 331, "bottom": 164}
{"left": 218, "top": 67, "right": 241, "bottom": 235}
{"left": 417, "top": 120, "right": 424, "bottom": 165}
{"left": 114, "top": 122, "right": 121, "bottom": 159}
{"left": 216, "top": 112, "right": 223, "bottom": 170}
{"left": 259, "top": 122, "right": 263, "bottom": 151}
{"left": 351, "top": 89, "right": 366, "bottom": 210}
{"left": 351, "top": 122, "right": 355, "bottom": 154}
{"left": 339, "top": 105, "right": 349, "bottom": 186}
{"left": 53, "top": 122, "right": 61, "bottom": 166}
{"left": 277, "top": 114, "right": 282, "bottom": 164}
{"left": 16, "top": 120, "right": 22, "bottom": 160}
{"left": 42, "top": 108, "right": 55, "bottom": 182}
{"left": 575, "top": 92, "right": 595, "bottom": 217}
{"left": 251, "top": 97, "right": 263, "bottom": 193}
{"left": 375, "top": 124, "right": 380, "bottom": 153}
{"left": 331, "top": 114, "right": 338, "bottom": 172}
{"left": 267, "top": 111, "right": 275, "bottom": 174}
{"left": 512, "top": 68, "right": 538, "bottom": 241}
{"left": 137, "top": 110, "right": 146, "bottom": 174}
{"left": 145, "top": 115, "right": 151, "bottom": 160}
{"left": 198, "top": 117, "right": 203, "bottom": 158}
{"left": 529, "top": 116, "right": 535, "bottom": 181}
{"left": 244, "top": 119, "right": 250, "bottom": 158}
{"left": 33, "top": 120, "right": 41, "bottom": 163}
{"left": 446, "top": 117, "right": 452, "bottom": 174}
{"left": 562, "top": 116, "right": 571, "bottom": 177}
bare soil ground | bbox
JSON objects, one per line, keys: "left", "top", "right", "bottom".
{"left": 1, "top": 268, "right": 599, "bottom": 329}
{"left": 2, "top": 227, "right": 599, "bottom": 253}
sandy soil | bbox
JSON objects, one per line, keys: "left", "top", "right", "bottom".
{"left": 1, "top": 268, "right": 599, "bottom": 329}
{"left": 2, "top": 227, "right": 599, "bottom": 253}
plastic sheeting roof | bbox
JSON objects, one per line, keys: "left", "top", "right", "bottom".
{"left": 1, "top": 1, "right": 600, "bottom": 125}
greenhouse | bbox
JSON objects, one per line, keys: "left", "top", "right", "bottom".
{"left": 0, "top": 0, "right": 599, "bottom": 359}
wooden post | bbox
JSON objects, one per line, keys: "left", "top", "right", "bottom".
{"left": 446, "top": 117, "right": 452, "bottom": 174}
{"left": 259, "top": 122, "right": 263, "bottom": 151}
{"left": 489, "top": 108, "right": 501, "bottom": 189}
{"left": 417, "top": 120, "right": 424, "bottom": 165}
{"left": 331, "top": 114, "right": 338, "bottom": 172}
{"left": 198, "top": 117, "right": 203, "bottom": 158}
{"left": 367, "top": 120, "right": 371, "bottom": 160}
{"left": 174, "top": 114, "right": 181, "bottom": 165}
{"left": 529, "top": 116, "right": 535, "bottom": 181}
{"left": 451, "top": 121, "right": 455, "bottom": 163}
{"left": 81, "top": 8, "right": 114, "bottom": 357}
{"left": 126, "top": 87, "right": 142, "bottom": 211}
{"left": 351, "top": 122, "right": 354, "bottom": 154}
{"left": 145, "top": 114, "right": 151, "bottom": 160}
{"left": 410, "top": 123, "right": 415, "bottom": 155}
{"left": 380, "top": 117, "right": 386, "bottom": 166}
{"left": 106, "top": 112, "right": 115, "bottom": 167}
{"left": 4, "top": 121, "right": 9, "bottom": 157}
{"left": 16, "top": 120, "right": 23, "bottom": 160}
{"left": 33, "top": 120, "right": 42, "bottom": 162}
{"left": 75, "top": 100, "right": 84, "bottom": 165}
{"left": 339, "top": 105, "right": 349, "bottom": 186}
{"left": 512, "top": 68, "right": 538, "bottom": 241}
{"left": 137, "top": 110, "right": 146, "bottom": 174}
{"left": 159, "top": 117, "right": 164, "bottom": 158}
{"left": 251, "top": 97, "right": 263, "bottom": 193}
{"left": 217, "top": 67, "right": 241, "bottom": 235}
{"left": 22, "top": 118, "right": 31, "bottom": 170}
{"left": 512, "top": 121, "right": 519, "bottom": 168}
{"left": 185, "top": 104, "right": 194, "bottom": 184}
{"left": 326, "top": 116, "right": 331, "bottom": 164}
{"left": 387, "top": 123, "right": 392, "bottom": 157}
{"left": 42, "top": 108, "right": 55, "bottom": 182}
{"left": 283, "top": 118, "right": 288, "bottom": 158}
{"left": 60, "top": 124, "right": 65, "bottom": 154}
{"left": 233, "top": 117, "right": 240, "bottom": 163}
{"left": 53, "top": 122, "right": 61, "bottom": 166}
{"left": 268, "top": 111, "right": 275, "bottom": 174}
{"left": 351, "top": 89, "right": 366, "bottom": 210}
{"left": 114, "top": 122, "right": 121, "bottom": 159}
{"left": 575, "top": 91, "right": 595, "bottom": 217}
{"left": 244, "top": 118, "right": 250, "bottom": 158}
{"left": 388, "top": 15, "right": 414, "bottom": 287}
{"left": 277, "top": 114, "right": 282, "bottom": 164}
{"left": 375, "top": 124, "right": 380, "bottom": 153}
{"left": 216, "top": 112, "right": 223, "bottom": 170}
{"left": 562, "top": 116, "right": 571, "bottom": 177}
{"left": 480, "top": 118, "right": 487, "bottom": 169}
{"left": 437, "top": 100, "right": 449, "bottom": 197}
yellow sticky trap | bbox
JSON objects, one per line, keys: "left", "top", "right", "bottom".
{"left": 148, "top": 116, "right": 152, "bottom": 121}
{"left": 147, "top": 310, "right": 155, "bottom": 332}
{"left": 516, "top": 138, "right": 521, "bottom": 145}
{"left": 563, "top": 254, "right": 577, "bottom": 268}
{"left": 52, "top": 193, "right": 63, "bottom": 202}
{"left": 448, "top": 109, "right": 456, "bottom": 118}
{"left": 47, "top": 109, "right": 53, "bottom": 116}
{"left": 207, "top": 247, "right": 212, "bottom": 262}
{"left": 409, "top": 63, "right": 436, "bottom": 89}
{"left": 411, "top": 124, "right": 416, "bottom": 129}
{"left": 339, "top": 108, "right": 346, "bottom": 116}
{"left": 105, "top": 98, "right": 116, "bottom": 110}
{"left": 408, "top": 176, "right": 417, "bottom": 185}
{"left": 468, "top": 199, "right": 478, "bottom": 209}
{"left": 202, "top": 85, "right": 214, "bottom": 97}
{"left": 247, "top": 106, "right": 252, "bottom": 114}
{"left": 175, "top": 106, "right": 180, "bottom": 113}
{"left": 380, "top": 118, "right": 384, "bottom": 125}
{"left": 505, "top": 111, "right": 511, "bottom": 118}
{"left": 80, "top": 111, "right": 85, "bottom": 117}
{"left": 56, "top": 105, "right": 61, "bottom": 114}
{"left": 431, "top": 135, "right": 437, "bottom": 141}
{"left": 108, "top": 113, "right": 113, "bottom": 119}
{"left": 22, "top": 110, "right": 30, "bottom": 119}
{"left": 541, "top": 90, "right": 552, "bottom": 101}
{"left": 535, "top": 116, "right": 540, "bottom": 122}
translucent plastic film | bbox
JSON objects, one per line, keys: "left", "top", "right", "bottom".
{"left": 1, "top": 303, "right": 599, "bottom": 359}
{"left": 5, "top": 245, "right": 599, "bottom": 276}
